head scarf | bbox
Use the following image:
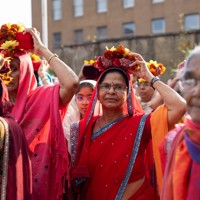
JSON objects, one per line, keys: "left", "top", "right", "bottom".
{"left": 0, "top": 78, "right": 11, "bottom": 116}
{"left": 10, "top": 50, "right": 37, "bottom": 122}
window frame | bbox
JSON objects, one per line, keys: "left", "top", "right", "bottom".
{"left": 52, "top": 0, "right": 62, "bottom": 21}
{"left": 151, "top": 18, "right": 165, "bottom": 34}
{"left": 123, "top": 0, "right": 135, "bottom": 8}
{"left": 96, "top": 0, "right": 107, "bottom": 13}
{"left": 74, "top": 29, "right": 84, "bottom": 44}
{"left": 96, "top": 26, "right": 108, "bottom": 40}
{"left": 122, "top": 22, "right": 135, "bottom": 37}
{"left": 184, "top": 14, "right": 200, "bottom": 31}
{"left": 73, "top": 0, "right": 84, "bottom": 17}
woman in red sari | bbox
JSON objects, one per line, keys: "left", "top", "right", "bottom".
{"left": 70, "top": 46, "right": 186, "bottom": 200}
{"left": 160, "top": 46, "right": 200, "bottom": 200}
{"left": 0, "top": 78, "right": 32, "bottom": 200}
{"left": 0, "top": 26, "right": 79, "bottom": 200}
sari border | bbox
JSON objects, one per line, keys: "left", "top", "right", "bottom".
{"left": 91, "top": 115, "right": 127, "bottom": 140}
{"left": 70, "top": 121, "right": 80, "bottom": 166}
{"left": 0, "top": 117, "right": 9, "bottom": 200}
{"left": 114, "top": 114, "right": 149, "bottom": 200}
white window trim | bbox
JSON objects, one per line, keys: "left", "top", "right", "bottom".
{"left": 123, "top": 0, "right": 135, "bottom": 8}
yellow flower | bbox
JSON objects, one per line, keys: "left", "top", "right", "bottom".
{"left": 84, "top": 59, "right": 95, "bottom": 65}
{"left": 30, "top": 53, "right": 41, "bottom": 62}
{"left": 0, "top": 40, "right": 19, "bottom": 50}
{"left": 138, "top": 78, "right": 147, "bottom": 83}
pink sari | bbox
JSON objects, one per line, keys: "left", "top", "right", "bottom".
{"left": 11, "top": 51, "right": 69, "bottom": 200}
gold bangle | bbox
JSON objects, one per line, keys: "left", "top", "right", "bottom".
{"left": 47, "top": 54, "right": 59, "bottom": 64}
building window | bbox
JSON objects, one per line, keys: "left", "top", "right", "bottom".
{"left": 152, "top": 18, "right": 165, "bottom": 34}
{"left": 53, "top": 32, "right": 61, "bottom": 48}
{"left": 74, "top": 0, "right": 83, "bottom": 17}
{"left": 97, "top": 0, "right": 107, "bottom": 13}
{"left": 97, "top": 26, "right": 107, "bottom": 40}
{"left": 152, "top": 0, "right": 164, "bottom": 3}
{"left": 74, "top": 29, "right": 83, "bottom": 44}
{"left": 123, "top": 0, "right": 135, "bottom": 8}
{"left": 184, "top": 14, "right": 200, "bottom": 31}
{"left": 123, "top": 22, "right": 135, "bottom": 36}
{"left": 53, "top": 0, "right": 62, "bottom": 20}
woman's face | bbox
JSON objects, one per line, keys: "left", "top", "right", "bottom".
{"left": 98, "top": 71, "right": 127, "bottom": 110}
{"left": 136, "top": 81, "right": 155, "bottom": 102}
{"left": 181, "top": 55, "right": 200, "bottom": 123}
{"left": 75, "top": 86, "right": 93, "bottom": 118}
{"left": 6, "top": 58, "right": 20, "bottom": 94}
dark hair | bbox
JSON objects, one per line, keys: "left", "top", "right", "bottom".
{"left": 76, "top": 81, "right": 95, "bottom": 94}
{"left": 98, "top": 68, "right": 129, "bottom": 87}
{"left": 0, "top": 79, "right": 11, "bottom": 116}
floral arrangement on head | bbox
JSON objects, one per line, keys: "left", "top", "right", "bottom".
{"left": 94, "top": 45, "right": 140, "bottom": 72}
{"left": 0, "top": 23, "right": 33, "bottom": 58}
{"left": 138, "top": 60, "right": 166, "bottom": 83}
{"left": 0, "top": 23, "right": 25, "bottom": 54}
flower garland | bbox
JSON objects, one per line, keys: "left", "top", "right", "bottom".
{"left": 94, "top": 45, "right": 140, "bottom": 72}
{"left": 84, "top": 59, "right": 95, "bottom": 65}
{"left": 138, "top": 60, "right": 166, "bottom": 83}
{"left": 0, "top": 23, "right": 25, "bottom": 54}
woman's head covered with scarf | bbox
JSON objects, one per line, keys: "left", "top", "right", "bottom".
{"left": 72, "top": 45, "right": 144, "bottom": 174}
{"left": 82, "top": 45, "right": 143, "bottom": 127}
{"left": 0, "top": 49, "right": 37, "bottom": 121}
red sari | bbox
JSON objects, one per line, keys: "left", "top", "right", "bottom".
{"left": 71, "top": 114, "right": 155, "bottom": 200}
{"left": 70, "top": 68, "right": 162, "bottom": 200}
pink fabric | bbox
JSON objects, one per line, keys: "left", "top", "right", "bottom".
{"left": 11, "top": 51, "right": 69, "bottom": 200}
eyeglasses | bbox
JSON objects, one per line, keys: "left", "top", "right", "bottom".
{"left": 136, "top": 82, "right": 150, "bottom": 87}
{"left": 75, "top": 95, "right": 92, "bottom": 103}
{"left": 181, "top": 78, "right": 200, "bottom": 89}
{"left": 98, "top": 83, "right": 127, "bottom": 93}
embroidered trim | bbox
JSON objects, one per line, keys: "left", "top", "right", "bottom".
{"left": 114, "top": 114, "right": 149, "bottom": 200}
{"left": 91, "top": 115, "right": 127, "bottom": 140}
{"left": 70, "top": 121, "right": 80, "bottom": 166}
{"left": 0, "top": 117, "right": 9, "bottom": 200}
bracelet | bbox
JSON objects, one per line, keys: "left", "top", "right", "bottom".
{"left": 150, "top": 77, "right": 160, "bottom": 89}
{"left": 47, "top": 54, "right": 59, "bottom": 64}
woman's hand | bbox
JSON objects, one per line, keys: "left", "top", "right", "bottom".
{"left": 128, "top": 52, "right": 154, "bottom": 82}
{"left": 25, "top": 28, "right": 46, "bottom": 55}
{"left": 38, "top": 60, "right": 50, "bottom": 78}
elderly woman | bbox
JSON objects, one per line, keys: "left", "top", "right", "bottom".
{"left": 70, "top": 46, "right": 186, "bottom": 200}
{"left": 161, "top": 46, "right": 200, "bottom": 200}
{"left": 0, "top": 25, "right": 79, "bottom": 200}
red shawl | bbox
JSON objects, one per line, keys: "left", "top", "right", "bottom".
{"left": 11, "top": 51, "right": 69, "bottom": 200}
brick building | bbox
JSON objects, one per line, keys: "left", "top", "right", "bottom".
{"left": 31, "top": 0, "right": 200, "bottom": 78}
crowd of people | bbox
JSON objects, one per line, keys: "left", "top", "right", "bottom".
{"left": 0, "top": 23, "right": 199, "bottom": 200}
